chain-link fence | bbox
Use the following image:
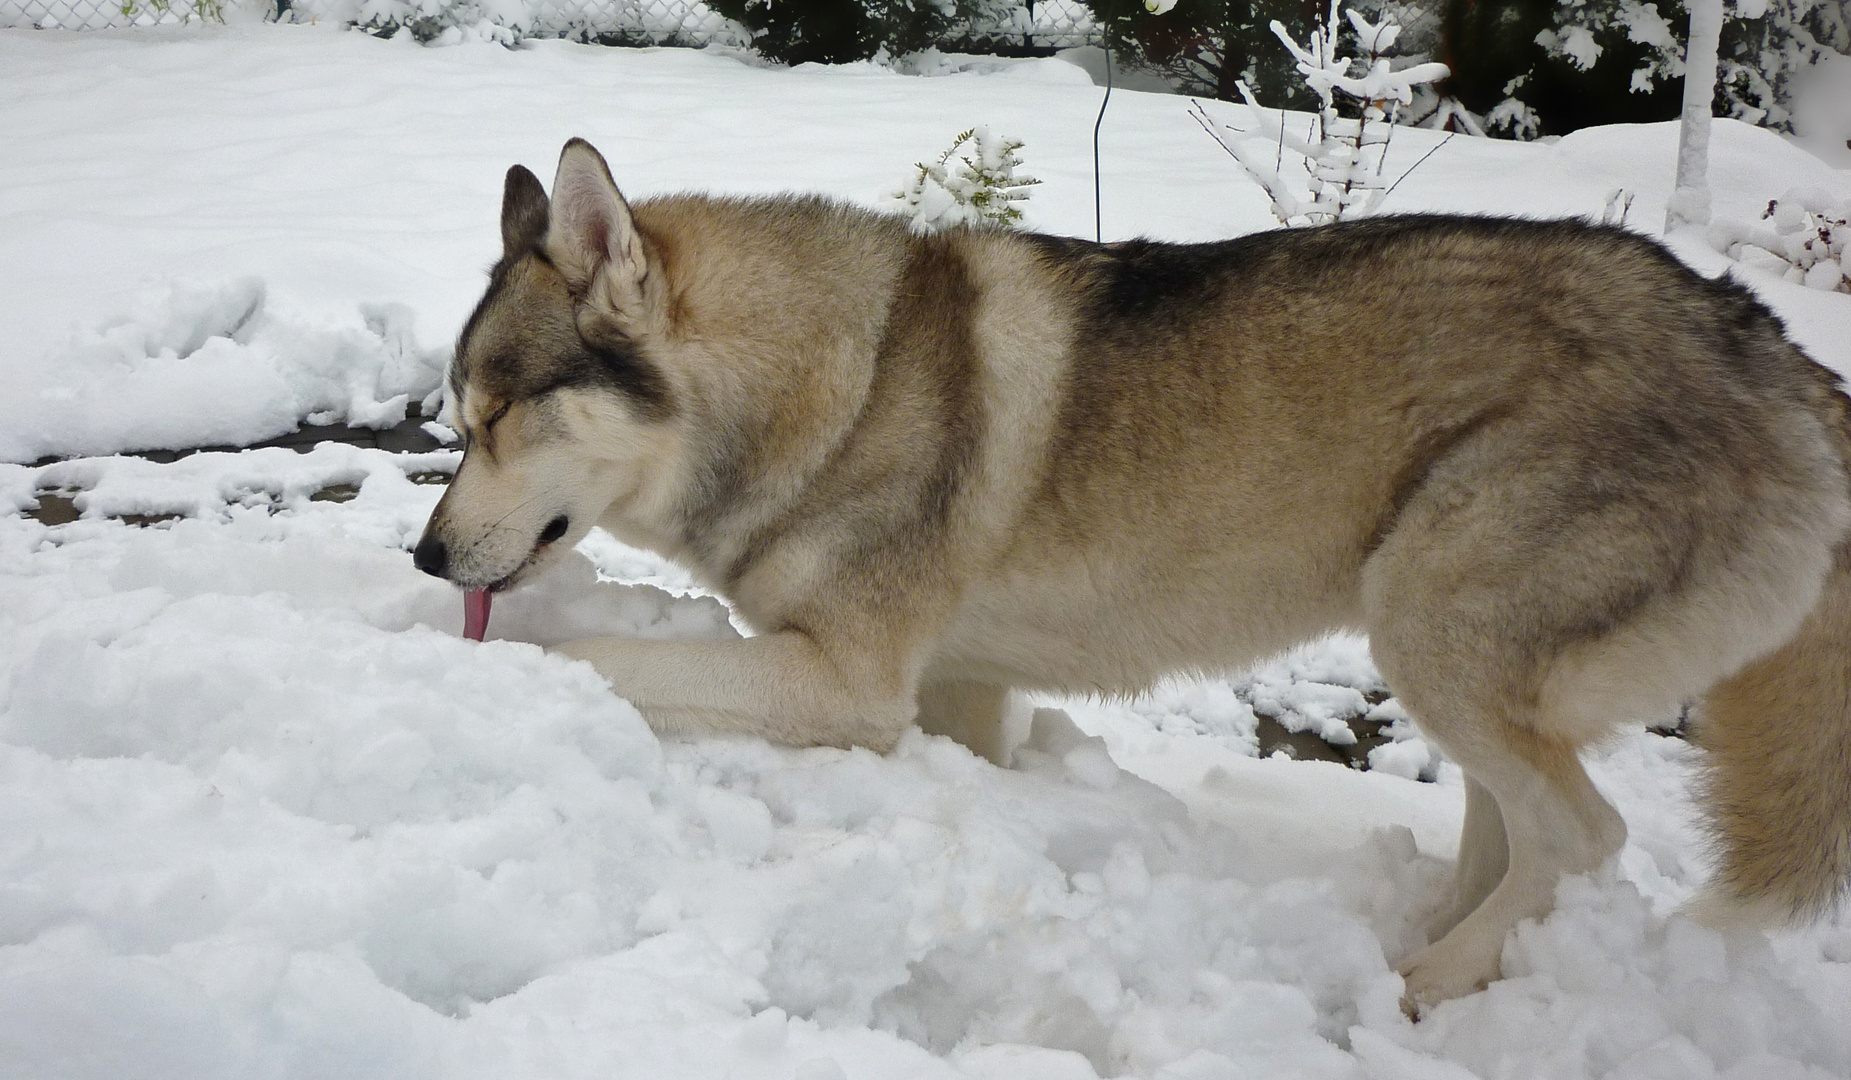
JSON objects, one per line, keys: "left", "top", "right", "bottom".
{"left": 1, "top": 0, "right": 1098, "bottom": 51}
{"left": 0, "top": 0, "right": 212, "bottom": 29}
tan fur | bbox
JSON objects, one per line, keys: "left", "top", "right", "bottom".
{"left": 1692, "top": 549, "right": 1851, "bottom": 928}
{"left": 415, "top": 139, "right": 1851, "bottom": 1011}
{"left": 1692, "top": 380, "right": 1851, "bottom": 930}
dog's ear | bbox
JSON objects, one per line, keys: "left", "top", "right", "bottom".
{"left": 548, "top": 138, "right": 649, "bottom": 307}
{"left": 500, "top": 165, "right": 550, "bottom": 257}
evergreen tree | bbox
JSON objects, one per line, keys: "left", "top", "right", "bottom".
{"left": 1716, "top": 0, "right": 1850, "bottom": 130}
{"left": 1438, "top": 0, "right": 1685, "bottom": 136}
{"left": 1443, "top": 0, "right": 1849, "bottom": 137}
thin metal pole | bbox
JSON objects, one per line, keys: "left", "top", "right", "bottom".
{"left": 1093, "top": 38, "right": 1112, "bottom": 243}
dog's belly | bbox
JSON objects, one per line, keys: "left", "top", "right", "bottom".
{"left": 929, "top": 549, "right": 1360, "bottom": 695}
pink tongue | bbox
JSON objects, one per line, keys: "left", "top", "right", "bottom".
{"left": 463, "top": 587, "right": 492, "bottom": 642}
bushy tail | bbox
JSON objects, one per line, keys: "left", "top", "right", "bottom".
{"left": 1697, "top": 541, "right": 1851, "bottom": 925}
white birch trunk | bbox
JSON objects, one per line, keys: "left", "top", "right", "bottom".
{"left": 1665, "top": 0, "right": 1725, "bottom": 233}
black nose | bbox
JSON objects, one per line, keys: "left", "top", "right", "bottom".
{"left": 538, "top": 515, "right": 569, "bottom": 545}
{"left": 412, "top": 534, "right": 448, "bottom": 578}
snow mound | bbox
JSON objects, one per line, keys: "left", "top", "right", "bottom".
{"left": 0, "top": 278, "right": 447, "bottom": 464}
{"left": 7, "top": 453, "right": 1850, "bottom": 1077}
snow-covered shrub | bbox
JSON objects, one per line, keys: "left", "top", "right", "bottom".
{"left": 893, "top": 126, "right": 1040, "bottom": 234}
{"left": 1353, "top": 0, "right": 1459, "bottom": 123}
{"left": 118, "top": 0, "right": 229, "bottom": 22}
{"left": 1082, "top": 0, "right": 1320, "bottom": 106}
{"left": 710, "top": 0, "right": 1019, "bottom": 66}
{"left": 1484, "top": 98, "right": 1542, "bottom": 138}
{"left": 321, "top": 0, "right": 753, "bottom": 46}
{"left": 1193, "top": 0, "right": 1448, "bottom": 224}
{"left": 352, "top": 0, "right": 529, "bottom": 44}
{"left": 1711, "top": 188, "right": 1850, "bottom": 292}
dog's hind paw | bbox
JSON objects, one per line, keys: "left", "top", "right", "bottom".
{"left": 1395, "top": 934, "right": 1499, "bottom": 1017}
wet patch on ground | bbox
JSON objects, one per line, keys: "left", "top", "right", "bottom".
{"left": 24, "top": 403, "right": 450, "bottom": 470}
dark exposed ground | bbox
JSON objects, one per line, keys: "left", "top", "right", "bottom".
{"left": 23, "top": 403, "right": 449, "bottom": 475}
{"left": 21, "top": 404, "right": 452, "bottom": 528}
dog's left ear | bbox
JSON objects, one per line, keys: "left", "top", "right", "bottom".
{"left": 548, "top": 138, "right": 649, "bottom": 309}
{"left": 501, "top": 165, "right": 550, "bottom": 257}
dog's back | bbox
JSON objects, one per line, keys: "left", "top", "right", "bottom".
{"left": 922, "top": 220, "right": 1847, "bottom": 690}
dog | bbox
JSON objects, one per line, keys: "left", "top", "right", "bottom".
{"left": 413, "top": 138, "right": 1851, "bottom": 1008}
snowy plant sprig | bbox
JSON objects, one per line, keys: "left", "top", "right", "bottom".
{"left": 1193, "top": 0, "right": 1448, "bottom": 226}
{"left": 1271, "top": 5, "right": 1448, "bottom": 119}
{"left": 1710, "top": 188, "right": 1850, "bottom": 293}
{"left": 893, "top": 126, "right": 1041, "bottom": 235}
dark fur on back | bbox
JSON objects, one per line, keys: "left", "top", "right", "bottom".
{"left": 1016, "top": 217, "right": 1842, "bottom": 531}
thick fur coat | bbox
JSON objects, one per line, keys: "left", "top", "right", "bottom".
{"left": 415, "top": 140, "right": 1851, "bottom": 1008}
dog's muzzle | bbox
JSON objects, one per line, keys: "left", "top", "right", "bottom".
{"left": 410, "top": 513, "right": 569, "bottom": 584}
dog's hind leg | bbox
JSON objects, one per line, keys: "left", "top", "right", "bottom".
{"left": 915, "top": 680, "right": 1022, "bottom": 766}
{"left": 1360, "top": 432, "right": 1690, "bottom": 1008}
{"left": 1423, "top": 775, "right": 1509, "bottom": 944}
{"left": 1385, "top": 706, "right": 1624, "bottom": 1009}
{"left": 1364, "top": 402, "right": 1844, "bottom": 1009}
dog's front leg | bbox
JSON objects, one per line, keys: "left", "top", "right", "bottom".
{"left": 552, "top": 632, "right": 917, "bottom": 751}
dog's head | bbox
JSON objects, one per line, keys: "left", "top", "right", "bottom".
{"left": 413, "top": 139, "right": 679, "bottom": 591}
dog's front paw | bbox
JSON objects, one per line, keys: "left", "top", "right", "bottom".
{"left": 550, "top": 638, "right": 603, "bottom": 665}
{"left": 549, "top": 639, "right": 630, "bottom": 690}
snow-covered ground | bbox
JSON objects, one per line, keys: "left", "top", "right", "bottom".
{"left": 3, "top": 26, "right": 1851, "bottom": 1080}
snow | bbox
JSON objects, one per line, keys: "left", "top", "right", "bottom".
{"left": 3, "top": 24, "right": 1851, "bottom": 1080}
{"left": 1791, "top": 53, "right": 1851, "bottom": 168}
{"left": 0, "top": 277, "right": 448, "bottom": 463}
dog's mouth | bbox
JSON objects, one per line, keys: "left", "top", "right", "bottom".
{"left": 457, "top": 557, "right": 527, "bottom": 595}
{"left": 479, "top": 556, "right": 536, "bottom": 595}
{"left": 478, "top": 513, "right": 573, "bottom": 593}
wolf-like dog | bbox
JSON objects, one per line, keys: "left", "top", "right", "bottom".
{"left": 414, "top": 138, "right": 1851, "bottom": 1008}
